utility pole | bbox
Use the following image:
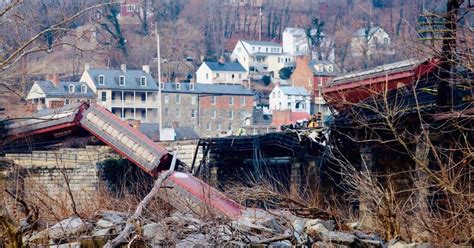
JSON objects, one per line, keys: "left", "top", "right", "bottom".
{"left": 155, "top": 24, "right": 163, "bottom": 140}
{"left": 259, "top": 7, "right": 263, "bottom": 41}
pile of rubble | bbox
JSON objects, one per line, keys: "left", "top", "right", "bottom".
{"left": 22, "top": 208, "right": 439, "bottom": 248}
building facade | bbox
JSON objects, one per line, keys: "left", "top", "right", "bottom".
{"left": 195, "top": 61, "right": 248, "bottom": 84}
{"left": 291, "top": 56, "right": 337, "bottom": 119}
{"left": 351, "top": 25, "right": 393, "bottom": 57}
{"left": 26, "top": 74, "right": 95, "bottom": 110}
{"left": 160, "top": 82, "right": 254, "bottom": 137}
{"left": 231, "top": 40, "right": 293, "bottom": 78}
{"left": 80, "top": 64, "right": 160, "bottom": 123}
{"left": 269, "top": 85, "right": 310, "bottom": 114}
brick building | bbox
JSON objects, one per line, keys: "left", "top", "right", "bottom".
{"left": 291, "top": 56, "right": 337, "bottom": 118}
{"left": 161, "top": 82, "right": 254, "bottom": 137}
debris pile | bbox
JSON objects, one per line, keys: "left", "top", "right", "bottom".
{"left": 22, "top": 208, "right": 435, "bottom": 247}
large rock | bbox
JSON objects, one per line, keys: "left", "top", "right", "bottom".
{"left": 49, "top": 242, "right": 81, "bottom": 248}
{"left": 29, "top": 217, "right": 87, "bottom": 242}
{"left": 143, "top": 222, "right": 168, "bottom": 245}
{"left": 176, "top": 234, "right": 210, "bottom": 248}
{"left": 305, "top": 219, "right": 335, "bottom": 232}
{"left": 98, "top": 211, "right": 126, "bottom": 224}
{"left": 269, "top": 240, "right": 292, "bottom": 247}
{"left": 320, "top": 231, "right": 355, "bottom": 245}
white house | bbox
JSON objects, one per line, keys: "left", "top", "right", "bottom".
{"left": 26, "top": 74, "right": 95, "bottom": 110}
{"left": 80, "top": 63, "right": 160, "bottom": 123}
{"left": 351, "top": 25, "right": 393, "bottom": 57}
{"left": 195, "top": 61, "right": 248, "bottom": 84}
{"left": 269, "top": 85, "right": 311, "bottom": 114}
{"left": 282, "top": 27, "right": 335, "bottom": 61}
{"left": 231, "top": 40, "right": 293, "bottom": 78}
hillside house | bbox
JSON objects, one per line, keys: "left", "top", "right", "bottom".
{"left": 282, "top": 27, "right": 335, "bottom": 61}
{"left": 195, "top": 61, "right": 248, "bottom": 84}
{"left": 80, "top": 64, "right": 159, "bottom": 123}
{"left": 269, "top": 85, "right": 310, "bottom": 114}
{"left": 26, "top": 74, "right": 95, "bottom": 110}
{"left": 351, "top": 24, "right": 394, "bottom": 57}
{"left": 231, "top": 40, "right": 293, "bottom": 78}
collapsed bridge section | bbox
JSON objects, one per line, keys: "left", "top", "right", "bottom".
{"left": 3, "top": 103, "right": 242, "bottom": 219}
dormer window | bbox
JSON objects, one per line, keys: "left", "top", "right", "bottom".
{"left": 68, "top": 84, "right": 75, "bottom": 93}
{"left": 327, "top": 65, "right": 334, "bottom": 72}
{"left": 98, "top": 75, "right": 105, "bottom": 85}
{"left": 160, "top": 82, "right": 164, "bottom": 90}
{"left": 119, "top": 75, "right": 125, "bottom": 86}
{"left": 176, "top": 83, "right": 180, "bottom": 90}
{"left": 81, "top": 85, "right": 87, "bottom": 93}
{"left": 190, "top": 83, "right": 195, "bottom": 91}
{"left": 140, "top": 76, "right": 147, "bottom": 86}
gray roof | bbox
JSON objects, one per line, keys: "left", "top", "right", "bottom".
{"left": 243, "top": 40, "right": 281, "bottom": 47}
{"left": 278, "top": 86, "right": 309, "bottom": 96}
{"left": 162, "top": 82, "right": 254, "bottom": 96}
{"left": 308, "top": 60, "right": 338, "bottom": 76}
{"left": 203, "top": 61, "right": 246, "bottom": 72}
{"left": 86, "top": 68, "right": 158, "bottom": 91}
{"left": 175, "top": 127, "right": 199, "bottom": 140}
{"left": 354, "top": 26, "right": 384, "bottom": 38}
{"left": 35, "top": 81, "right": 95, "bottom": 98}
{"left": 332, "top": 58, "right": 425, "bottom": 84}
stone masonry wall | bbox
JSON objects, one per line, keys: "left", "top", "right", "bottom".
{"left": 5, "top": 146, "right": 118, "bottom": 212}
{"left": 3, "top": 141, "right": 201, "bottom": 212}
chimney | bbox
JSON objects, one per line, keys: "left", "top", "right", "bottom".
{"left": 142, "top": 65, "right": 150, "bottom": 74}
{"left": 84, "top": 63, "right": 90, "bottom": 71}
{"left": 46, "top": 74, "right": 60, "bottom": 86}
{"left": 218, "top": 56, "right": 225, "bottom": 65}
{"left": 120, "top": 64, "right": 127, "bottom": 72}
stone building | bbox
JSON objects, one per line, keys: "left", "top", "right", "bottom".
{"left": 161, "top": 82, "right": 254, "bottom": 137}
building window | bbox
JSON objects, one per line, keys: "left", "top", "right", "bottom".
{"left": 211, "top": 109, "right": 217, "bottom": 119}
{"left": 65, "top": 99, "right": 70, "bottom": 105}
{"left": 164, "top": 94, "right": 169, "bottom": 104}
{"left": 190, "top": 83, "right": 195, "bottom": 91}
{"left": 384, "top": 37, "right": 389, "bottom": 45}
{"left": 216, "top": 73, "right": 220, "bottom": 78}
{"left": 98, "top": 75, "right": 105, "bottom": 85}
{"left": 141, "top": 93, "right": 146, "bottom": 102}
{"left": 81, "top": 85, "right": 87, "bottom": 93}
{"left": 240, "top": 96, "right": 246, "bottom": 106}
{"left": 119, "top": 75, "right": 125, "bottom": 86}
{"left": 68, "top": 84, "right": 75, "bottom": 93}
{"left": 287, "top": 95, "right": 291, "bottom": 100}
{"left": 164, "top": 108, "right": 169, "bottom": 117}
{"left": 191, "top": 109, "right": 196, "bottom": 118}
{"left": 101, "top": 92, "right": 107, "bottom": 101}
{"left": 228, "top": 110, "right": 233, "bottom": 119}
{"left": 140, "top": 76, "right": 147, "bottom": 86}
{"left": 160, "top": 82, "right": 164, "bottom": 90}
{"left": 266, "top": 47, "right": 268, "bottom": 52}
{"left": 206, "top": 123, "right": 211, "bottom": 130}
{"left": 252, "top": 46, "right": 255, "bottom": 51}
{"left": 239, "top": 74, "right": 242, "bottom": 79}
{"left": 287, "top": 102, "right": 291, "bottom": 109}
{"left": 228, "top": 123, "right": 233, "bottom": 131}
{"left": 217, "top": 123, "right": 221, "bottom": 131}
{"left": 176, "top": 108, "right": 180, "bottom": 118}
{"left": 232, "top": 74, "right": 235, "bottom": 79}
{"left": 272, "top": 92, "right": 275, "bottom": 98}
{"left": 229, "top": 96, "right": 234, "bottom": 106}
{"left": 211, "top": 96, "right": 216, "bottom": 105}
{"left": 176, "top": 83, "right": 180, "bottom": 90}
{"left": 206, "top": 73, "right": 209, "bottom": 80}
{"left": 191, "top": 95, "right": 197, "bottom": 105}
{"left": 175, "top": 94, "right": 180, "bottom": 104}
{"left": 279, "top": 102, "right": 282, "bottom": 109}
